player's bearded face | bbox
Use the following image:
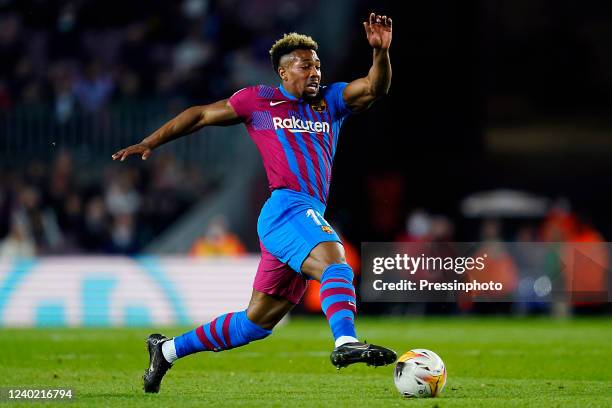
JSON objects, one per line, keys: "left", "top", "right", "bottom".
{"left": 282, "top": 49, "right": 321, "bottom": 98}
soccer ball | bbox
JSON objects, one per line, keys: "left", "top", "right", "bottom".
{"left": 394, "top": 349, "right": 447, "bottom": 398}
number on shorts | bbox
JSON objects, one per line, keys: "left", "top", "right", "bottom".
{"left": 306, "top": 209, "right": 329, "bottom": 226}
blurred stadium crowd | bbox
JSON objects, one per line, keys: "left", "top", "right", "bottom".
{"left": 0, "top": 0, "right": 609, "bottom": 316}
{"left": 0, "top": 151, "right": 209, "bottom": 256}
{"left": 0, "top": 0, "right": 316, "bottom": 256}
{"left": 1, "top": 0, "right": 609, "bottom": 246}
{"left": 0, "top": 0, "right": 310, "bottom": 111}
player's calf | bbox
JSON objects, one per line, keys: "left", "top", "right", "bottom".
{"left": 320, "top": 263, "right": 359, "bottom": 346}
{"left": 163, "top": 310, "right": 271, "bottom": 361}
{"left": 320, "top": 263, "right": 397, "bottom": 368}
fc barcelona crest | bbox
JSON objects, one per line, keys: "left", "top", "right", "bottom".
{"left": 311, "top": 99, "right": 327, "bottom": 113}
{"left": 321, "top": 225, "right": 333, "bottom": 234}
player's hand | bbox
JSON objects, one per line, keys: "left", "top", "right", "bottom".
{"left": 363, "top": 13, "right": 392, "bottom": 50}
{"left": 112, "top": 142, "right": 153, "bottom": 161}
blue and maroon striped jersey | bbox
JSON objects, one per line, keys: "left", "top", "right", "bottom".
{"left": 228, "top": 83, "right": 352, "bottom": 206}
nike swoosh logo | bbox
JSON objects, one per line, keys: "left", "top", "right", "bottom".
{"left": 270, "top": 101, "right": 288, "bottom": 106}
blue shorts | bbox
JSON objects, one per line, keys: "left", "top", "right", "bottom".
{"left": 257, "top": 189, "right": 341, "bottom": 273}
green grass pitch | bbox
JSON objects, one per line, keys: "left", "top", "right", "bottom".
{"left": 0, "top": 317, "right": 610, "bottom": 407}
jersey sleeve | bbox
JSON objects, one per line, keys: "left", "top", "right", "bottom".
{"left": 228, "top": 86, "right": 259, "bottom": 121}
{"left": 324, "top": 82, "right": 353, "bottom": 121}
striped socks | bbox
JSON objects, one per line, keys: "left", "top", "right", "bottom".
{"left": 162, "top": 264, "right": 359, "bottom": 363}
{"left": 169, "top": 310, "right": 271, "bottom": 361}
{"left": 320, "top": 264, "right": 358, "bottom": 346}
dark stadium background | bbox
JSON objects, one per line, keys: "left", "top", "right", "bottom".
{"left": 332, "top": 0, "right": 612, "bottom": 243}
{"left": 0, "top": 0, "right": 610, "bottom": 312}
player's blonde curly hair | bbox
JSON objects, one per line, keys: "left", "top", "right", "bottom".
{"left": 269, "top": 33, "right": 318, "bottom": 73}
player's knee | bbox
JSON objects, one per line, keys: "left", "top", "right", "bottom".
{"left": 246, "top": 307, "right": 280, "bottom": 331}
{"left": 246, "top": 291, "right": 292, "bottom": 330}
{"left": 315, "top": 242, "right": 346, "bottom": 265}
{"left": 302, "top": 242, "right": 347, "bottom": 280}
{"left": 320, "top": 254, "right": 347, "bottom": 268}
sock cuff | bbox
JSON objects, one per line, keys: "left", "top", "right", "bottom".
{"left": 239, "top": 310, "right": 272, "bottom": 336}
{"left": 162, "top": 338, "right": 178, "bottom": 363}
{"left": 321, "top": 263, "right": 353, "bottom": 283}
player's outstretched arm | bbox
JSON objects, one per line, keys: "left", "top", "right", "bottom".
{"left": 343, "top": 13, "right": 392, "bottom": 113}
{"left": 112, "top": 99, "right": 241, "bottom": 161}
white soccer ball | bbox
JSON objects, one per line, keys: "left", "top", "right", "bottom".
{"left": 394, "top": 349, "right": 447, "bottom": 398}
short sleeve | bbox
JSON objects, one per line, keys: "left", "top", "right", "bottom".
{"left": 324, "top": 82, "right": 353, "bottom": 121}
{"left": 228, "top": 86, "right": 258, "bottom": 120}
